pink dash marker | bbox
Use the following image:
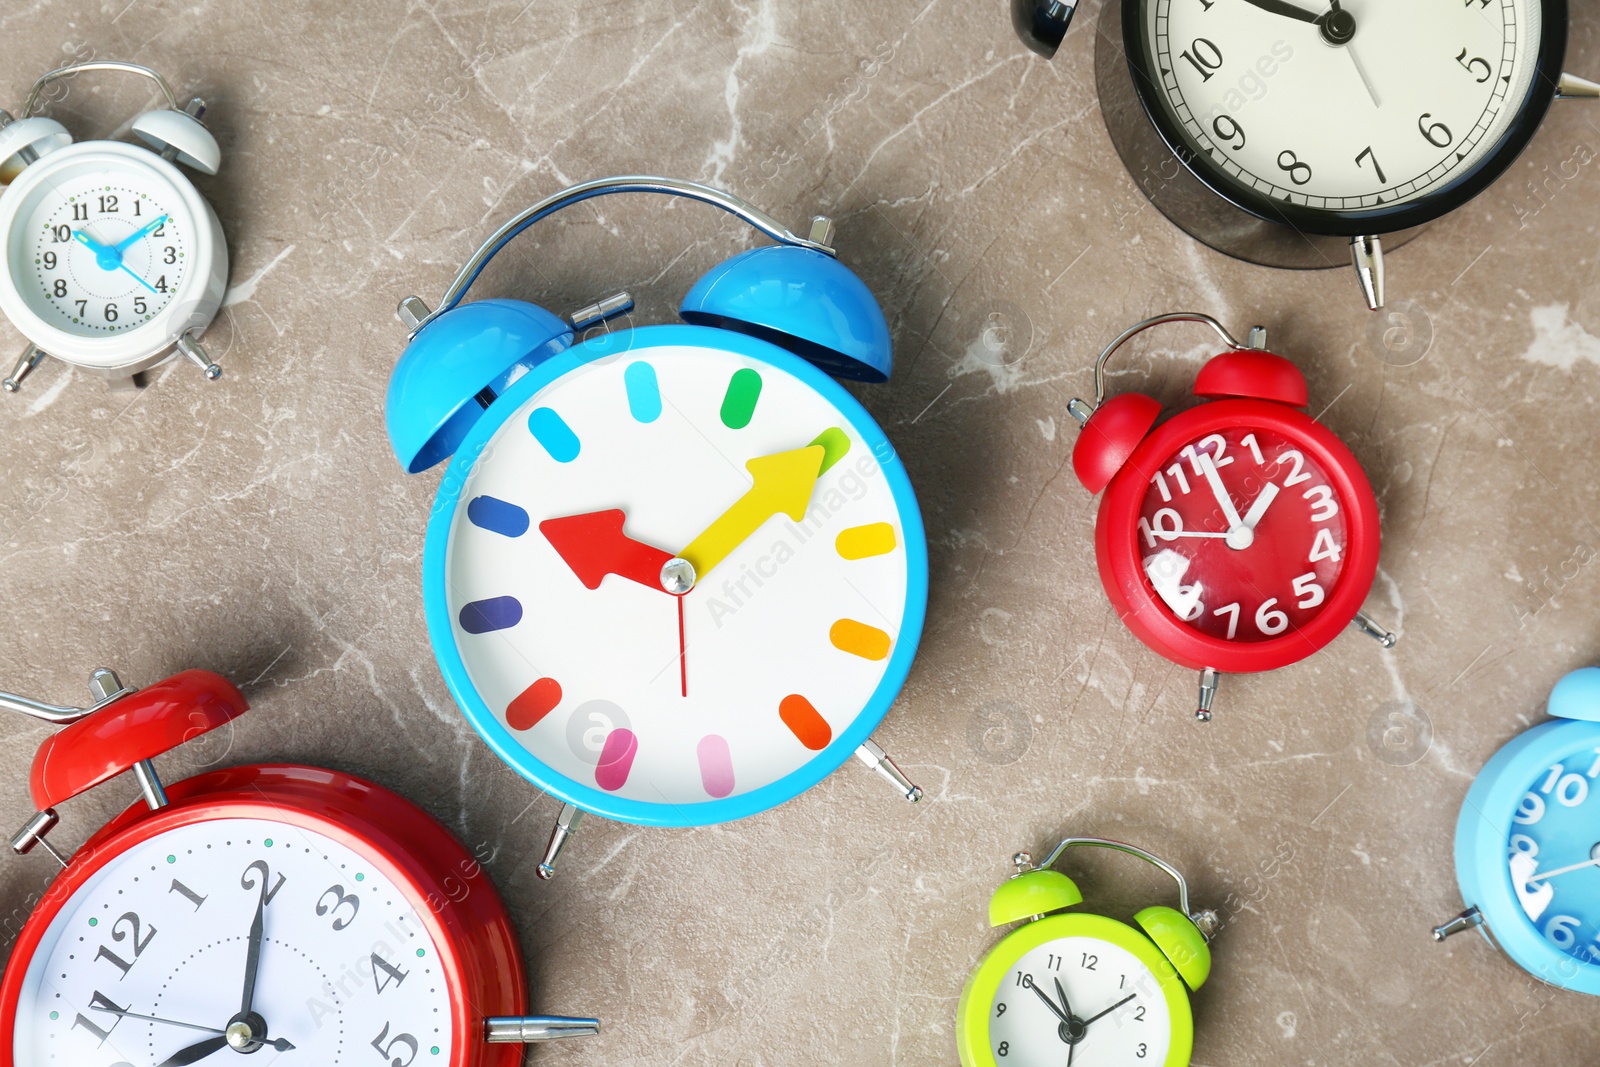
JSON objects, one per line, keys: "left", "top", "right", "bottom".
{"left": 595, "top": 728, "right": 639, "bottom": 792}
{"left": 697, "top": 735, "right": 735, "bottom": 799}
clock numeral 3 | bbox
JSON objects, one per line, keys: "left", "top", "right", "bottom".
{"left": 317, "top": 883, "right": 362, "bottom": 930}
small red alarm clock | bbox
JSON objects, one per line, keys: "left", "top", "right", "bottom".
{"left": 1068, "top": 313, "right": 1397, "bottom": 722}
{"left": 0, "top": 667, "right": 598, "bottom": 1066}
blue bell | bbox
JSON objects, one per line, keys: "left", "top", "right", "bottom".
{"left": 386, "top": 299, "right": 573, "bottom": 474}
{"left": 680, "top": 244, "right": 893, "bottom": 383}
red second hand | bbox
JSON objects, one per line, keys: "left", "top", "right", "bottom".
{"left": 677, "top": 594, "right": 688, "bottom": 698}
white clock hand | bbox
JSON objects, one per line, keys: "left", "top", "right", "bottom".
{"left": 1197, "top": 453, "right": 1245, "bottom": 530}
{"left": 1241, "top": 482, "right": 1280, "bottom": 530}
{"left": 1526, "top": 847, "right": 1600, "bottom": 884}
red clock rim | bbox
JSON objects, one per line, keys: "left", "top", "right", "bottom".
{"left": 0, "top": 764, "right": 527, "bottom": 1067}
{"left": 1095, "top": 399, "right": 1381, "bottom": 674}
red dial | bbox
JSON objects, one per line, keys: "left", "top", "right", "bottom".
{"left": 1136, "top": 426, "right": 1348, "bottom": 643}
{"left": 1096, "top": 399, "right": 1380, "bottom": 674}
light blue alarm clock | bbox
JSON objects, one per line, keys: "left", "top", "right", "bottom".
{"left": 1434, "top": 667, "right": 1600, "bottom": 995}
{"left": 385, "top": 178, "right": 928, "bottom": 878}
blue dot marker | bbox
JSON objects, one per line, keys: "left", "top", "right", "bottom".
{"left": 528, "top": 407, "right": 580, "bottom": 463}
{"left": 459, "top": 596, "right": 523, "bottom": 634}
{"left": 467, "top": 496, "right": 530, "bottom": 538}
{"left": 624, "top": 361, "right": 662, "bottom": 423}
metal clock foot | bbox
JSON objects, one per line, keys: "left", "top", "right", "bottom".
{"left": 1350, "top": 611, "right": 1397, "bottom": 648}
{"left": 3, "top": 343, "right": 46, "bottom": 393}
{"left": 1194, "top": 668, "right": 1220, "bottom": 723}
{"left": 854, "top": 738, "right": 923, "bottom": 801}
{"left": 176, "top": 331, "right": 222, "bottom": 380}
{"left": 569, "top": 292, "right": 634, "bottom": 331}
{"left": 1351, "top": 235, "right": 1385, "bottom": 311}
{"left": 1557, "top": 73, "right": 1600, "bottom": 100}
{"left": 536, "top": 802, "right": 584, "bottom": 880}
{"left": 484, "top": 1015, "right": 601, "bottom": 1042}
{"left": 1432, "top": 907, "right": 1483, "bottom": 942}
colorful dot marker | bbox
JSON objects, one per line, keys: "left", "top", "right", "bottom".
{"left": 459, "top": 596, "right": 523, "bottom": 634}
{"left": 720, "top": 368, "right": 763, "bottom": 429}
{"left": 624, "top": 361, "right": 662, "bottom": 423}
{"left": 595, "top": 728, "right": 639, "bottom": 791}
{"left": 467, "top": 495, "right": 530, "bottom": 538}
{"left": 508, "top": 677, "right": 562, "bottom": 730}
{"left": 697, "top": 735, "right": 736, "bottom": 798}
{"left": 779, "top": 695, "right": 832, "bottom": 751}
{"left": 809, "top": 427, "right": 851, "bottom": 474}
{"left": 836, "top": 522, "right": 896, "bottom": 560}
{"left": 830, "top": 619, "right": 892, "bottom": 661}
{"left": 528, "top": 407, "right": 581, "bottom": 462}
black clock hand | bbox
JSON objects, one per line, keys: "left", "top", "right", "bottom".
{"left": 1235, "top": 0, "right": 1322, "bottom": 23}
{"left": 157, "top": 1035, "right": 229, "bottom": 1067}
{"left": 1081, "top": 993, "right": 1137, "bottom": 1027}
{"left": 240, "top": 879, "right": 267, "bottom": 1016}
{"left": 1053, "top": 978, "right": 1075, "bottom": 1020}
{"left": 1029, "top": 979, "right": 1071, "bottom": 1024}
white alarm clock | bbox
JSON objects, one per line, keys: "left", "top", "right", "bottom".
{"left": 0, "top": 61, "right": 228, "bottom": 392}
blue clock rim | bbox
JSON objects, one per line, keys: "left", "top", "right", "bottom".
{"left": 420, "top": 323, "right": 930, "bottom": 827}
{"left": 1453, "top": 716, "right": 1600, "bottom": 995}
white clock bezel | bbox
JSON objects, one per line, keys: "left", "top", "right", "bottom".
{"left": 0, "top": 141, "right": 227, "bottom": 373}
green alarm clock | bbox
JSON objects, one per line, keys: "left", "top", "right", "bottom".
{"left": 957, "top": 838, "right": 1218, "bottom": 1067}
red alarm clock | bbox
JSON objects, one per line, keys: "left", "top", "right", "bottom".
{"left": 1068, "top": 313, "right": 1397, "bottom": 722}
{"left": 0, "top": 667, "right": 598, "bottom": 1066}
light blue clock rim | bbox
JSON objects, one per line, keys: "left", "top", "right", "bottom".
{"left": 1453, "top": 716, "right": 1600, "bottom": 996}
{"left": 420, "top": 323, "right": 930, "bottom": 827}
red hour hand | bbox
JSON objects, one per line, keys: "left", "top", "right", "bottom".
{"left": 539, "top": 509, "right": 674, "bottom": 592}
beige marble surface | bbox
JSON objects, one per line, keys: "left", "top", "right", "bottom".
{"left": 0, "top": 0, "right": 1598, "bottom": 1063}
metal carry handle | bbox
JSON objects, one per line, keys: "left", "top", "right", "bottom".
{"left": 0, "top": 669, "right": 136, "bottom": 725}
{"left": 1035, "top": 836, "right": 1216, "bottom": 938}
{"left": 409, "top": 176, "right": 837, "bottom": 336}
{"left": 21, "top": 61, "right": 181, "bottom": 118}
{"left": 1089, "top": 312, "right": 1248, "bottom": 408}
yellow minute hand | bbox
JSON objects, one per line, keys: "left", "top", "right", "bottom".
{"left": 679, "top": 445, "right": 826, "bottom": 581}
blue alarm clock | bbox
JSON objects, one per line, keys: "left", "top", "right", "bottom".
{"left": 1434, "top": 667, "right": 1600, "bottom": 995}
{"left": 385, "top": 178, "right": 928, "bottom": 878}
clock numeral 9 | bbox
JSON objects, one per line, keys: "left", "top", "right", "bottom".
{"left": 42, "top": 251, "right": 56, "bottom": 270}
{"left": 994, "top": 1002, "right": 1007, "bottom": 1017}
{"left": 1418, "top": 113, "right": 1453, "bottom": 149}
{"left": 1514, "top": 791, "right": 1545, "bottom": 826}
{"left": 1179, "top": 38, "right": 1223, "bottom": 82}
{"left": 1211, "top": 115, "right": 1245, "bottom": 151}
{"left": 316, "top": 883, "right": 362, "bottom": 930}
{"left": 370, "top": 1022, "right": 419, "bottom": 1067}
{"left": 1455, "top": 48, "right": 1492, "bottom": 83}
{"left": 1276, "top": 151, "right": 1312, "bottom": 187}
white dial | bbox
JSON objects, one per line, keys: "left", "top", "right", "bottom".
{"left": 1146, "top": 0, "right": 1543, "bottom": 212}
{"left": 442, "top": 337, "right": 919, "bottom": 812}
{"left": 17, "top": 175, "right": 188, "bottom": 336}
{"left": 987, "top": 937, "right": 1172, "bottom": 1067}
{"left": 0, "top": 142, "right": 227, "bottom": 371}
{"left": 11, "top": 818, "right": 454, "bottom": 1066}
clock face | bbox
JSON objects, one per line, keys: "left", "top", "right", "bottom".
{"left": 1137, "top": 427, "right": 1347, "bottom": 641}
{"left": 11, "top": 818, "right": 453, "bottom": 1067}
{"left": 986, "top": 937, "right": 1172, "bottom": 1067}
{"left": 432, "top": 331, "right": 925, "bottom": 822}
{"left": 1504, "top": 743, "right": 1600, "bottom": 967}
{"left": 5, "top": 154, "right": 192, "bottom": 337}
{"left": 1140, "top": 0, "right": 1547, "bottom": 222}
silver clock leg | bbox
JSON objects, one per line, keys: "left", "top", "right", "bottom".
{"left": 132, "top": 760, "right": 169, "bottom": 811}
{"left": 536, "top": 803, "right": 584, "bottom": 881}
{"left": 1557, "top": 73, "right": 1600, "bottom": 99}
{"left": 1432, "top": 907, "right": 1483, "bottom": 942}
{"left": 1195, "top": 667, "right": 1219, "bottom": 723}
{"left": 484, "top": 1015, "right": 600, "bottom": 1042}
{"left": 3, "top": 343, "right": 47, "bottom": 393}
{"left": 1350, "top": 610, "right": 1398, "bottom": 648}
{"left": 854, "top": 737, "right": 923, "bottom": 801}
{"left": 1351, "top": 235, "right": 1385, "bottom": 311}
{"left": 176, "top": 331, "right": 222, "bottom": 381}
{"left": 9, "top": 809, "right": 67, "bottom": 868}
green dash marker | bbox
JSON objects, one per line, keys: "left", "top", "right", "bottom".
{"left": 49, "top": 1011, "right": 58, "bottom": 1020}
{"left": 416, "top": 948, "right": 426, "bottom": 957}
{"left": 431, "top": 1047, "right": 440, "bottom": 1056}
{"left": 808, "top": 427, "right": 851, "bottom": 475}
{"left": 719, "top": 368, "right": 763, "bottom": 429}
{"left": 355, "top": 872, "right": 364, "bottom": 882}
{"left": 264, "top": 838, "right": 273, "bottom": 847}
{"left": 167, "top": 855, "right": 176, "bottom": 864}
{"left": 88, "top": 918, "right": 97, "bottom": 927}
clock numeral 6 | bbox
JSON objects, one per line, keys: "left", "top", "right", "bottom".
{"left": 1276, "top": 151, "right": 1312, "bottom": 187}
{"left": 1418, "top": 114, "right": 1453, "bottom": 149}
{"left": 317, "top": 883, "right": 362, "bottom": 930}
{"left": 1255, "top": 599, "right": 1289, "bottom": 636}
{"left": 1455, "top": 48, "right": 1492, "bottom": 83}
{"left": 1546, "top": 914, "right": 1581, "bottom": 951}
{"left": 371, "top": 1022, "right": 420, "bottom": 1067}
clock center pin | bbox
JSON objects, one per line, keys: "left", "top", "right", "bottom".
{"left": 225, "top": 1019, "right": 255, "bottom": 1050}
{"left": 660, "top": 557, "right": 696, "bottom": 595}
